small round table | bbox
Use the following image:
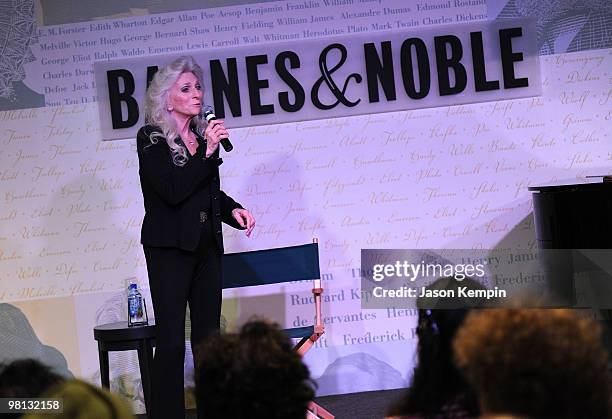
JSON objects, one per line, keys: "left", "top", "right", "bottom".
{"left": 93, "top": 320, "right": 156, "bottom": 415}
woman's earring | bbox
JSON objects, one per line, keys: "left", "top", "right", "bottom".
{"left": 167, "top": 107, "right": 173, "bottom": 112}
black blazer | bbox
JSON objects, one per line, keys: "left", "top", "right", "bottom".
{"left": 137, "top": 124, "right": 244, "bottom": 253}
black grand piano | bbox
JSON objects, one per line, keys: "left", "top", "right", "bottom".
{"left": 530, "top": 177, "right": 612, "bottom": 353}
{"left": 529, "top": 178, "right": 612, "bottom": 249}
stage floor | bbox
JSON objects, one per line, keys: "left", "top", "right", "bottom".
{"left": 135, "top": 388, "right": 407, "bottom": 419}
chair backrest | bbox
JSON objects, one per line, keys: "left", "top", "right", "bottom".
{"left": 221, "top": 243, "right": 320, "bottom": 289}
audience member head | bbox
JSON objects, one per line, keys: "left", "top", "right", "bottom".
{"left": 454, "top": 308, "right": 612, "bottom": 419}
{"left": 23, "top": 379, "right": 134, "bottom": 419}
{"left": 0, "top": 359, "right": 65, "bottom": 419}
{"left": 387, "top": 276, "right": 484, "bottom": 418}
{"left": 195, "top": 318, "right": 315, "bottom": 419}
{"left": 0, "top": 358, "right": 64, "bottom": 397}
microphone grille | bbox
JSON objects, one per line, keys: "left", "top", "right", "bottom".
{"left": 202, "top": 104, "right": 214, "bottom": 116}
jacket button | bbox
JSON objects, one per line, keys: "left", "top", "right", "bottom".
{"left": 215, "top": 213, "right": 221, "bottom": 217}
{"left": 216, "top": 230, "right": 222, "bottom": 234}
{"left": 213, "top": 195, "right": 218, "bottom": 200}
{"left": 213, "top": 176, "right": 218, "bottom": 181}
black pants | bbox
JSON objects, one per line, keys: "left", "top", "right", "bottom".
{"left": 143, "top": 219, "right": 221, "bottom": 419}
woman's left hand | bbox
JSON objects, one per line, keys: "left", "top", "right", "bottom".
{"left": 232, "top": 208, "right": 256, "bottom": 237}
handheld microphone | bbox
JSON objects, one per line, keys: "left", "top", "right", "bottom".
{"left": 202, "top": 105, "right": 233, "bottom": 152}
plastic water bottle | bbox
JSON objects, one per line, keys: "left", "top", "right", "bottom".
{"left": 127, "top": 282, "right": 148, "bottom": 327}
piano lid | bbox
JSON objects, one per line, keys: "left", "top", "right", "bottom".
{"left": 528, "top": 175, "right": 612, "bottom": 193}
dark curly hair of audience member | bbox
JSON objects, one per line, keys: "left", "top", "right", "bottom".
{"left": 454, "top": 309, "right": 612, "bottom": 419}
{"left": 387, "top": 277, "right": 484, "bottom": 418}
{"left": 194, "top": 319, "right": 315, "bottom": 419}
{"left": 0, "top": 359, "right": 64, "bottom": 398}
{"left": 0, "top": 359, "right": 65, "bottom": 419}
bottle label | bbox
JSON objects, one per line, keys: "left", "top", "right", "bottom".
{"left": 129, "top": 296, "right": 144, "bottom": 320}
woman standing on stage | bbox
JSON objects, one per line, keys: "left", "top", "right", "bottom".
{"left": 137, "top": 55, "right": 255, "bottom": 419}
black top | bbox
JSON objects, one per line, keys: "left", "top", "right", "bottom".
{"left": 136, "top": 124, "right": 244, "bottom": 253}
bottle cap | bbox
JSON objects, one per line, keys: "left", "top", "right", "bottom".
{"left": 129, "top": 283, "right": 137, "bottom": 289}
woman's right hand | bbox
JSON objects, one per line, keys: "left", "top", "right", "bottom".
{"left": 204, "top": 119, "right": 229, "bottom": 158}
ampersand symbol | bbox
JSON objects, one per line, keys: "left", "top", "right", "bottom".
{"left": 311, "top": 43, "right": 362, "bottom": 110}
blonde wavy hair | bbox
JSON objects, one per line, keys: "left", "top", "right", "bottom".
{"left": 144, "top": 56, "right": 206, "bottom": 166}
